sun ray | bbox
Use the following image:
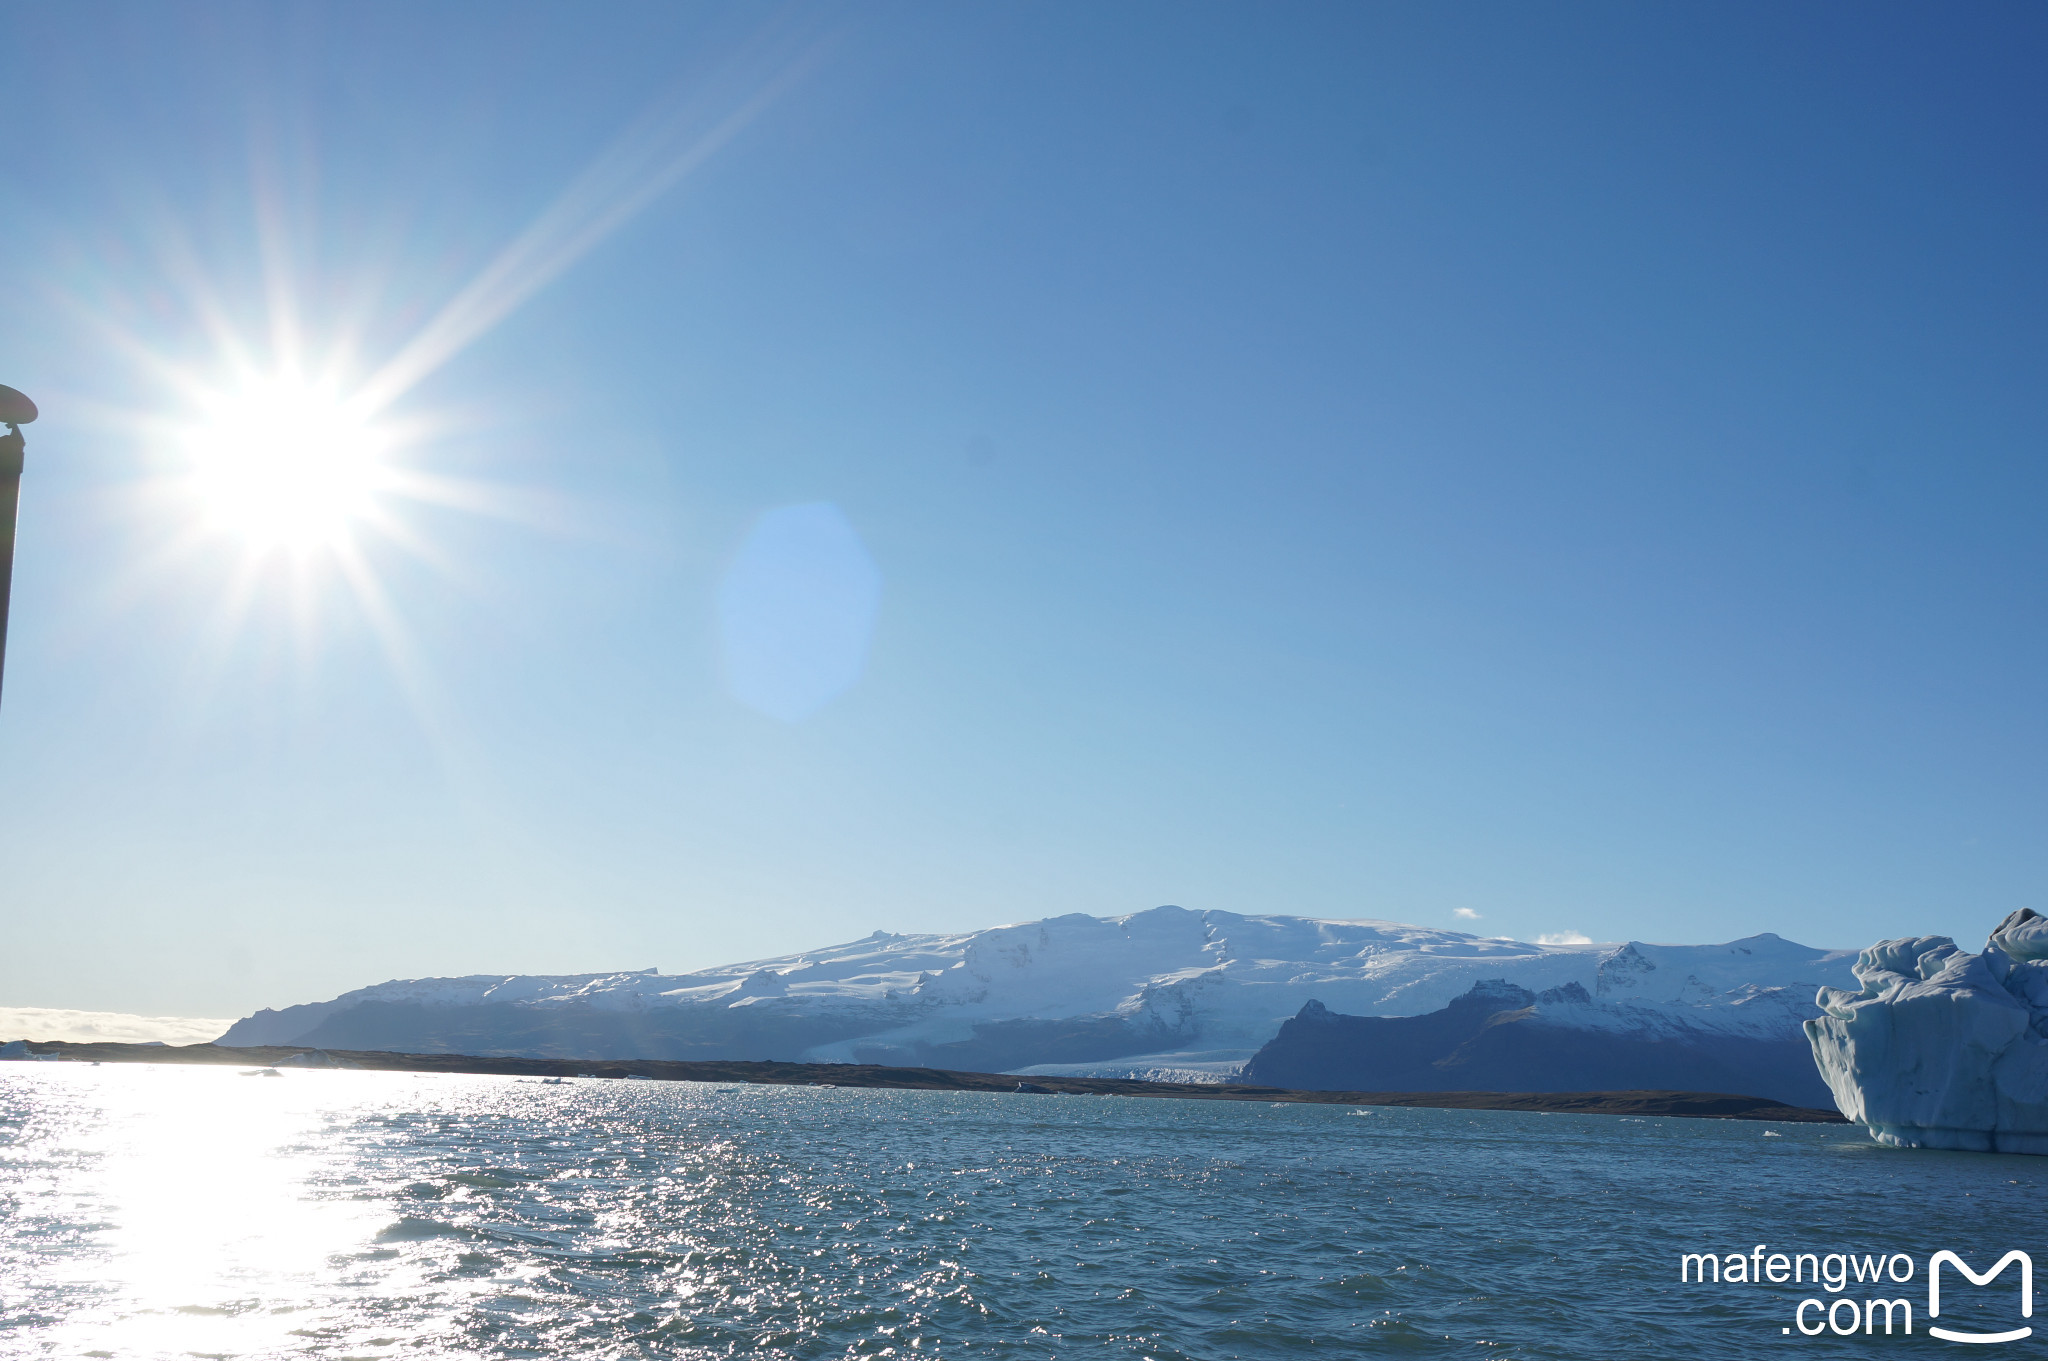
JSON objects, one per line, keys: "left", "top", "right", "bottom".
{"left": 326, "top": 534, "right": 470, "bottom": 764}
{"left": 356, "top": 32, "right": 827, "bottom": 415}
{"left": 383, "top": 468, "right": 608, "bottom": 535}
{"left": 52, "top": 19, "right": 832, "bottom": 778}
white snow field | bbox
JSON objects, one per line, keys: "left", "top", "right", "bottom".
{"left": 217, "top": 905, "right": 1857, "bottom": 1077}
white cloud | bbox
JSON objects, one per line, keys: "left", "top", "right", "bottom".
{"left": 0, "top": 1008, "right": 233, "bottom": 1045}
{"left": 1453, "top": 908, "right": 1482, "bottom": 920}
{"left": 1536, "top": 931, "right": 1594, "bottom": 946}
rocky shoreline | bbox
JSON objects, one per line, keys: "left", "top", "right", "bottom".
{"left": 2, "top": 1040, "right": 1845, "bottom": 1122}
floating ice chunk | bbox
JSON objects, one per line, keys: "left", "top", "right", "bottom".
{"left": 0, "top": 1040, "right": 60, "bottom": 1061}
{"left": 1807, "top": 909, "right": 2048, "bottom": 1155}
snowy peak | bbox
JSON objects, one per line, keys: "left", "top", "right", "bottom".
{"left": 217, "top": 906, "right": 1854, "bottom": 1078}
{"left": 1245, "top": 972, "right": 1843, "bottom": 1107}
{"left": 1593, "top": 934, "right": 1857, "bottom": 1007}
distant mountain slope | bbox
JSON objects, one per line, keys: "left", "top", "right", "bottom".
{"left": 1241, "top": 972, "right": 1841, "bottom": 1108}
{"left": 217, "top": 905, "right": 1855, "bottom": 1079}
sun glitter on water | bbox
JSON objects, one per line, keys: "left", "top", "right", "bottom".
{"left": 177, "top": 370, "right": 396, "bottom": 553}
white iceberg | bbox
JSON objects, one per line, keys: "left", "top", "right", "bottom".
{"left": 0, "top": 1040, "right": 61, "bottom": 1061}
{"left": 1807, "top": 909, "right": 2048, "bottom": 1154}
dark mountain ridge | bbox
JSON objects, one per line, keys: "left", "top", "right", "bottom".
{"left": 1241, "top": 980, "right": 1837, "bottom": 1109}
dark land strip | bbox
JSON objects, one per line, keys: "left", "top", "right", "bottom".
{"left": 4, "top": 1040, "right": 1847, "bottom": 1123}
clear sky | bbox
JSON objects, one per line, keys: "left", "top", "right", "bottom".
{"left": 2, "top": 2, "right": 2045, "bottom": 1018}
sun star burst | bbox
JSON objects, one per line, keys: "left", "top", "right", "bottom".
{"left": 177, "top": 371, "right": 395, "bottom": 554}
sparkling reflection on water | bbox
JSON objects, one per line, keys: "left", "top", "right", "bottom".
{"left": 0, "top": 1065, "right": 2041, "bottom": 1357}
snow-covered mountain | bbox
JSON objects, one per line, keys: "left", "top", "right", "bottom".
{"left": 1242, "top": 966, "right": 1851, "bottom": 1107}
{"left": 217, "top": 904, "right": 1856, "bottom": 1080}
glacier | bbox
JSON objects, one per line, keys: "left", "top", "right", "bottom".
{"left": 1807, "top": 908, "right": 2048, "bottom": 1154}
{"left": 219, "top": 904, "right": 1855, "bottom": 1083}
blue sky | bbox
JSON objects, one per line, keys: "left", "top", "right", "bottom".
{"left": 2, "top": 2, "right": 2045, "bottom": 1017}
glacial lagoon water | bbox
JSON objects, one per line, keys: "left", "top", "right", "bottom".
{"left": 2, "top": 1065, "right": 2042, "bottom": 1358}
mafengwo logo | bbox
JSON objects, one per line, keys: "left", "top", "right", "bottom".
{"left": 1680, "top": 1246, "right": 2033, "bottom": 1341}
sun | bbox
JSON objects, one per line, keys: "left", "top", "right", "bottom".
{"left": 179, "top": 372, "right": 395, "bottom": 551}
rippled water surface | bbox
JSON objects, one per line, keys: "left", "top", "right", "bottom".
{"left": 2, "top": 1065, "right": 2042, "bottom": 1358}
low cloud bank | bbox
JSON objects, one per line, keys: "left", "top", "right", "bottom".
{"left": 0, "top": 1007, "right": 232, "bottom": 1045}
